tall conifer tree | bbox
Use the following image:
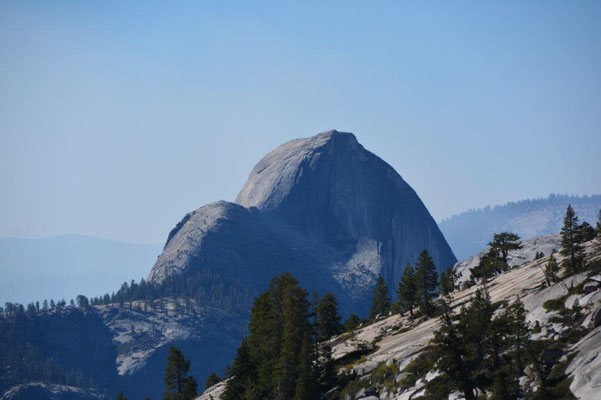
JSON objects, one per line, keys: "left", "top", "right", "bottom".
{"left": 397, "top": 264, "right": 417, "bottom": 317}
{"left": 223, "top": 339, "right": 256, "bottom": 400}
{"left": 163, "top": 347, "right": 197, "bottom": 400}
{"left": 415, "top": 250, "right": 439, "bottom": 317}
{"left": 560, "top": 205, "right": 583, "bottom": 274}
{"left": 369, "top": 276, "right": 391, "bottom": 320}
{"left": 315, "top": 293, "right": 341, "bottom": 341}
{"left": 544, "top": 253, "right": 560, "bottom": 284}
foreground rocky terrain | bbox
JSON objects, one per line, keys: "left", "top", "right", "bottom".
{"left": 198, "top": 237, "right": 601, "bottom": 400}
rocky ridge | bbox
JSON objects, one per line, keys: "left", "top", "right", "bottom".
{"left": 439, "top": 194, "right": 601, "bottom": 259}
{"left": 198, "top": 237, "right": 601, "bottom": 400}
{"left": 452, "top": 233, "right": 562, "bottom": 285}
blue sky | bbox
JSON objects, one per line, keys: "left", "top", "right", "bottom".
{"left": 1, "top": 1, "right": 600, "bottom": 244}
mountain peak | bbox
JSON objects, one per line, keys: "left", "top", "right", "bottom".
{"left": 235, "top": 130, "right": 363, "bottom": 212}
{"left": 152, "top": 130, "right": 456, "bottom": 306}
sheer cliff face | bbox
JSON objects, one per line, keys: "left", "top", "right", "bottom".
{"left": 149, "top": 130, "right": 456, "bottom": 313}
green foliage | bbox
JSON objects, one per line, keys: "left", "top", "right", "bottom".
{"left": 317, "top": 343, "right": 337, "bottom": 395}
{"left": 561, "top": 205, "right": 584, "bottom": 274}
{"left": 470, "top": 249, "right": 506, "bottom": 282}
{"left": 163, "top": 346, "right": 197, "bottom": 400}
{"left": 224, "top": 273, "right": 331, "bottom": 400}
{"left": 414, "top": 250, "right": 438, "bottom": 317}
{"left": 222, "top": 339, "right": 256, "bottom": 400}
{"left": 0, "top": 307, "right": 117, "bottom": 394}
{"left": 369, "top": 362, "right": 399, "bottom": 391}
{"left": 399, "top": 347, "right": 437, "bottom": 388}
{"left": 439, "top": 268, "right": 455, "bottom": 297}
{"left": 542, "top": 298, "right": 564, "bottom": 312}
{"left": 88, "top": 269, "right": 253, "bottom": 314}
{"left": 429, "top": 290, "right": 532, "bottom": 400}
{"left": 370, "top": 276, "right": 391, "bottom": 320}
{"left": 341, "top": 313, "right": 363, "bottom": 332}
{"left": 577, "top": 221, "right": 597, "bottom": 242}
{"left": 489, "top": 232, "right": 522, "bottom": 265}
{"left": 315, "top": 293, "right": 341, "bottom": 341}
{"left": 116, "top": 391, "right": 128, "bottom": 400}
{"left": 204, "top": 372, "right": 221, "bottom": 390}
{"left": 525, "top": 342, "right": 577, "bottom": 400}
{"left": 544, "top": 253, "right": 560, "bottom": 285}
{"left": 397, "top": 264, "right": 417, "bottom": 317}
{"left": 293, "top": 333, "right": 319, "bottom": 400}
{"left": 76, "top": 295, "right": 89, "bottom": 309}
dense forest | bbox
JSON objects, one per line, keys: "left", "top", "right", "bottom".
{"left": 0, "top": 306, "right": 118, "bottom": 396}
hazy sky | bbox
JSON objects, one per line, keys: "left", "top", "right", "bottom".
{"left": 1, "top": 1, "right": 600, "bottom": 244}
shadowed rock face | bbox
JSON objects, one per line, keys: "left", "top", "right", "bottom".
{"left": 149, "top": 130, "right": 456, "bottom": 314}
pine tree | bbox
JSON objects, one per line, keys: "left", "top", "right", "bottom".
{"left": 560, "top": 205, "right": 583, "bottom": 274}
{"left": 204, "top": 372, "right": 221, "bottom": 390}
{"left": 341, "top": 313, "right": 362, "bottom": 332}
{"left": 460, "top": 287, "right": 494, "bottom": 388}
{"left": 578, "top": 221, "right": 597, "bottom": 242}
{"left": 223, "top": 339, "right": 256, "bottom": 400}
{"left": 163, "top": 346, "right": 198, "bottom": 400}
{"left": 415, "top": 250, "right": 439, "bottom": 317}
{"left": 76, "top": 295, "right": 89, "bottom": 309}
{"left": 274, "top": 290, "right": 308, "bottom": 400}
{"left": 116, "top": 391, "right": 128, "bottom": 400}
{"left": 596, "top": 208, "right": 601, "bottom": 251}
{"left": 544, "top": 253, "right": 560, "bottom": 284}
{"left": 315, "top": 293, "right": 341, "bottom": 341}
{"left": 490, "top": 365, "right": 520, "bottom": 400}
{"left": 489, "top": 232, "right": 522, "bottom": 266}
{"left": 508, "top": 299, "right": 530, "bottom": 373}
{"left": 439, "top": 268, "right": 454, "bottom": 296}
{"left": 317, "top": 342, "right": 337, "bottom": 394}
{"left": 471, "top": 250, "right": 505, "bottom": 282}
{"left": 397, "top": 264, "right": 417, "bottom": 317}
{"left": 369, "top": 276, "right": 391, "bottom": 320}
{"left": 293, "top": 333, "right": 318, "bottom": 400}
{"left": 432, "top": 290, "right": 531, "bottom": 400}
{"left": 432, "top": 298, "right": 476, "bottom": 400}
{"left": 246, "top": 291, "right": 276, "bottom": 394}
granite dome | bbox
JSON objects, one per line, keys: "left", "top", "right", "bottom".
{"left": 149, "top": 130, "right": 456, "bottom": 314}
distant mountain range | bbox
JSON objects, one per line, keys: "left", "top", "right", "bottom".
{"left": 0, "top": 235, "right": 161, "bottom": 305}
{"left": 438, "top": 194, "right": 601, "bottom": 260}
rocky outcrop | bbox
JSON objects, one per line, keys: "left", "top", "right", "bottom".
{"left": 452, "top": 234, "right": 562, "bottom": 285}
{"left": 0, "top": 383, "right": 106, "bottom": 400}
{"left": 567, "top": 326, "right": 601, "bottom": 399}
{"left": 103, "top": 300, "right": 241, "bottom": 399}
{"left": 149, "top": 130, "right": 456, "bottom": 313}
{"left": 273, "top": 237, "right": 600, "bottom": 400}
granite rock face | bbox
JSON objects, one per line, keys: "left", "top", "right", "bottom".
{"left": 0, "top": 383, "right": 106, "bottom": 400}
{"left": 149, "top": 130, "right": 456, "bottom": 313}
{"left": 452, "top": 234, "right": 562, "bottom": 285}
